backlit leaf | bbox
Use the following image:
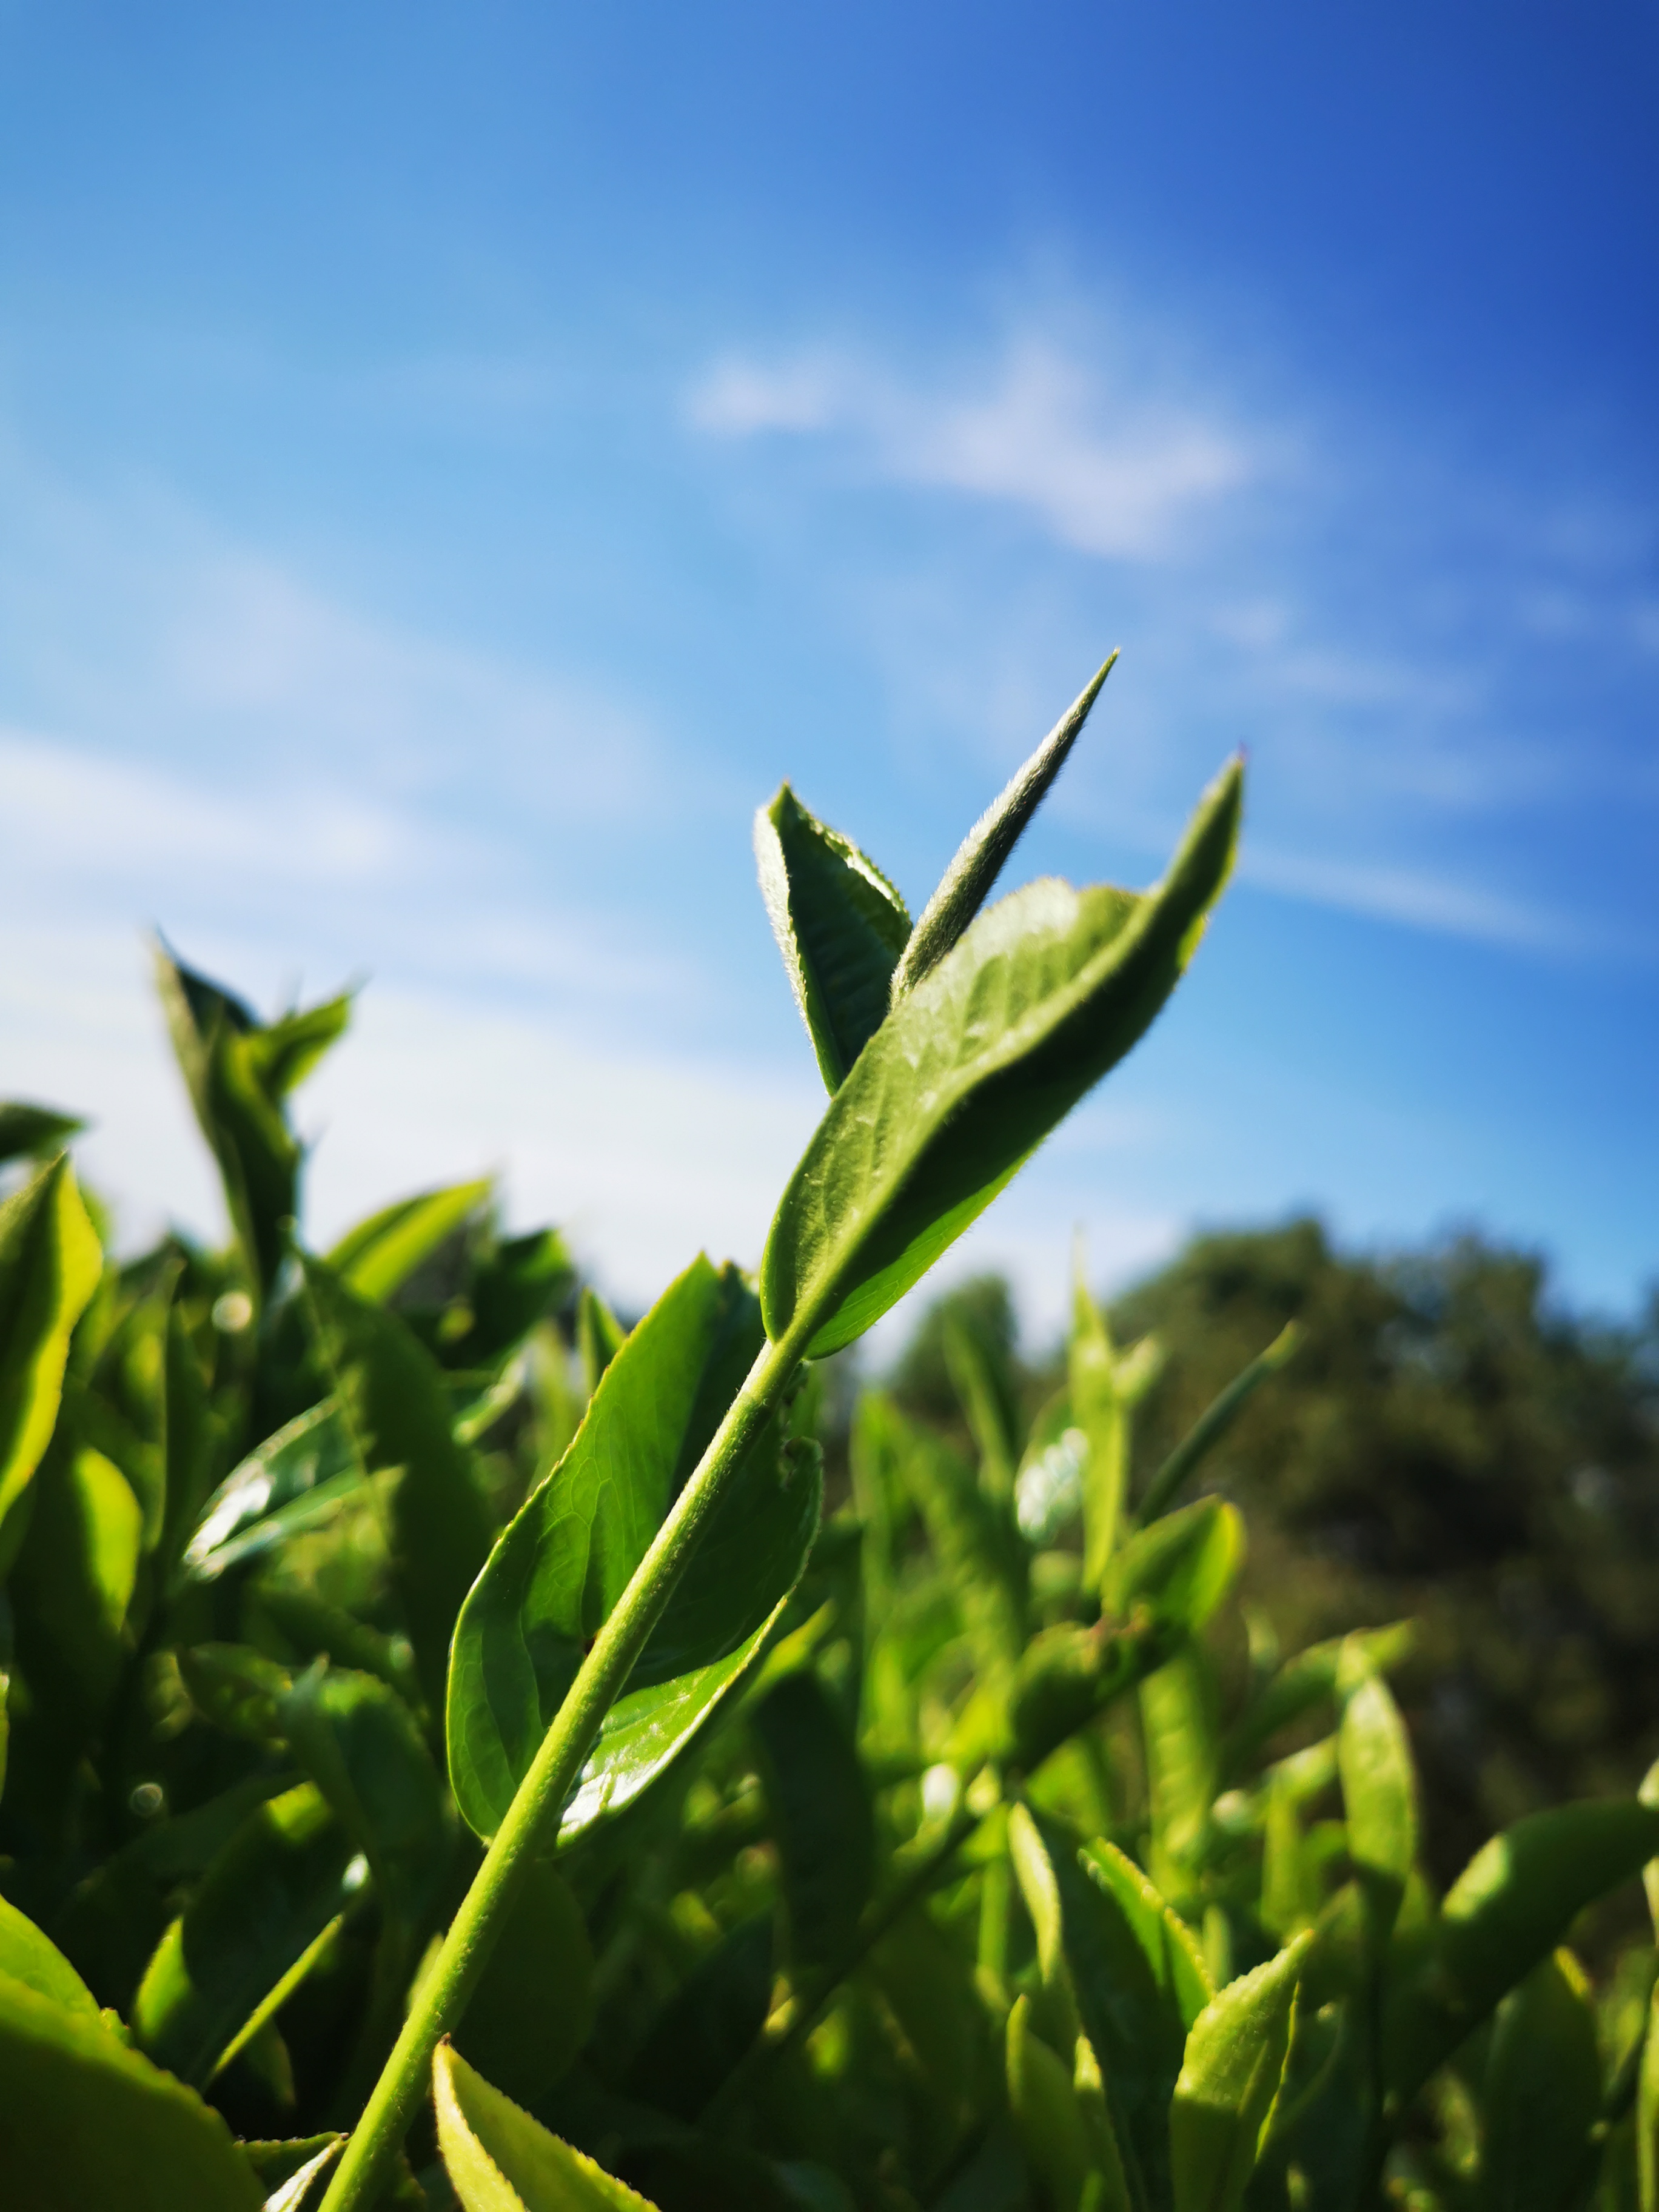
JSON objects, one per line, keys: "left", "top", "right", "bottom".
{"left": 1170, "top": 1932, "right": 1311, "bottom": 2212}
{"left": 304, "top": 1259, "right": 493, "bottom": 1715}
{"left": 447, "top": 1258, "right": 820, "bottom": 1846}
{"left": 179, "top": 1398, "right": 363, "bottom": 1585}
{"left": 0, "top": 1893, "right": 102, "bottom": 2018}
{"left": 0, "top": 1154, "right": 102, "bottom": 1578}
{"left": 435, "top": 2039, "right": 659, "bottom": 2210}
{"left": 891, "top": 654, "right": 1117, "bottom": 1000}
{"left": 326, "top": 1181, "right": 492, "bottom": 1305}
{"left": 1336, "top": 1665, "right": 1417, "bottom": 1937}
{"left": 0, "top": 1969, "right": 262, "bottom": 2210}
{"left": 130, "top": 1782, "right": 354, "bottom": 2086}
{"left": 754, "top": 782, "right": 911, "bottom": 1091}
{"left": 760, "top": 759, "right": 1242, "bottom": 1357}
{"left": 1481, "top": 1950, "right": 1600, "bottom": 2212}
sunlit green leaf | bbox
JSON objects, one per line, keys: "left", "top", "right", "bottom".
{"left": 0, "top": 1969, "right": 263, "bottom": 2210}
{"left": 155, "top": 945, "right": 349, "bottom": 1300}
{"left": 130, "top": 1781, "right": 354, "bottom": 2086}
{"left": 754, "top": 782, "right": 910, "bottom": 1091}
{"left": 303, "top": 1259, "right": 493, "bottom": 1715}
{"left": 1141, "top": 1648, "right": 1219, "bottom": 1894}
{"left": 280, "top": 1661, "right": 450, "bottom": 1933}
{"left": 326, "top": 1181, "right": 492, "bottom": 1305}
{"left": 1169, "top": 1932, "right": 1310, "bottom": 2212}
{"left": 891, "top": 654, "right": 1117, "bottom": 1000}
{"left": 447, "top": 1258, "right": 820, "bottom": 1846}
{"left": 0, "top": 1894, "right": 102, "bottom": 2019}
{"left": 0, "top": 1154, "right": 102, "bottom": 1577}
{"left": 1105, "top": 1496, "right": 1244, "bottom": 1635}
{"left": 1386, "top": 1798, "right": 1659, "bottom": 2097}
{"left": 1482, "top": 1949, "right": 1600, "bottom": 2212}
{"left": 1221, "top": 1622, "right": 1413, "bottom": 1783}
{"left": 761, "top": 759, "right": 1242, "bottom": 1356}
{"left": 1007, "top": 1992, "right": 1096, "bottom": 2212}
{"left": 179, "top": 1398, "right": 364, "bottom": 1584}
{"left": 1336, "top": 1664, "right": 1417, "bottom": 1938}
{"left": 12, "top": 1440, "right": 144, "bottom": 1723}
{"left": 435, "top": 2039, "right": 660, "bottom": 2209}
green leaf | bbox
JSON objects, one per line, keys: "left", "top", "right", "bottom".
{"left": 1007, "top": 1993, "right": 1096, "bottom": 2212}
{"left": 304, "top": 1259, "right": 494, "bottom": 1715}
{"left": 257, "top": 2138, "right": 343, "bottom": 2211}
{"left": 0, "top": 1154, "right": 102, "bottom": 1577}
{"left": 1169, "top": 1932, "right": 1311, "bottom": 2212}
{"left": 754, "top": 782, "right": 911, "bottom": 1090}
{"left": 1070, "top": 1277, "right": 1126, "bottom": 1587}
{"left": 880, "top": 1390, "right": 1026, "bottom": 1687}
{"left": 447, "top": 1258, "right": 820, "bottom": 1846}
{"left": 452, "top": 1862, "right": 594, "bottom": 2110}
{"left": 130, "top": 1781, "right": 354, "bottom": 2086}
{"left": 326, "top": 1181, "right": 492, "bottom": 1304}
{"left": 1079, "top": 1840, "right": 1214, "bottom": 2036}
{"left": 0, "top": 1893, "right": 102, "bottom": 2018}
{"left": 760, "top": 757, "right": 1242, "bottom": 1356}
{"left": 1133, "top": 1322, "right": 1300, "bottom": 1529}
{"left": 1481, "top": 1950, "right": 1600, "bottom": 2212}
{"left": 891, "top": 654, "right": 1118, "bottom": 1000}
{"left": 625, "top": 1912, "right": 773, "bottom": 2121}
{"left": 12, "top": 1440, "right": 145, "bottom": 1721}
{"left": 751, "top": 1667, "right": 874, "bottom": 1971}
{"left": 1033, "top": 1814, "right": 1209, "bottom": 2209}
{"left": 1386, "top": 1798, "right": 1659, "bottom": 2098}
{"left": 1221, "top": 1623, "right": 1413, "bottom": 1783}
{"left": 1336, "top": 1665, "right": 1417, "bottom": 1937}
{"left": 942, "top": 1307, "right": 1024, "bottom": 1504}
{"left": 280, "top": 1661, "right": 451, "bottom": 1933}
{"left": 1638, "top": 1980, "right": 1659, "bottom": 2212}
{"left": 0, "top": 1969, "right": 263, "bottom": 2210}
{"left": 179, "top": 1398, "right": 364, "bottom": 1584}
{"left": 178, "top": 1643, "right": 293, "bottom": 1746}
{"left": 576, "top": 1287, "right": 627, "bottom": 1399}
{"left": 155, "top": 945, "right": 349, "bottom": 1299}
{"left": 1105, "top": 1496, "right": 1244, "bottom": 1635}
{"left": 460, "top": 1228, "right": 577, "bottom": 1367}
{"left": 0, "top": 1100, "right": 87, "bottom": 1164}
{"left": 434, "top": 2039, "right": 660, "bottom": 2210}
{"left": 1141, "top": 1649, "right": 1220, "bottom": 1893}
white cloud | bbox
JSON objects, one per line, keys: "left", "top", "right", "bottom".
{"left": 691, "top": 337, "right": 1262, "bottom": 559}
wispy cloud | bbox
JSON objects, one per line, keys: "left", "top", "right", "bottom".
{"left": 692, "top": 338, "right": 1264, "bottom": 559}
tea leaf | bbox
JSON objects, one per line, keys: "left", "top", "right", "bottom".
{"left": 1007, "top": 1992, "right": 1096, "bottom": 2212}
{"left": 1337, "top": 1666, "right": 1417, "bottom": 1937}
{"left": 304, "top": 1259, "right": 494, "bottom": 1716}
{"left": 1141, "top": 1649, "right": 1219, "bottom": 1891}
{"left": 1080, "top": 1840, "right": 1213, "bottom": 2035}
{"left": 280, "top": 1661, "right": 451, "bottom": 1934}
{"left": 447, "top": 1258, "right": 820, "bottom": 1845}
{"left": 326, "top": 1181, "right": 492, "bottom": 1305}
{"left": 1170, "top": 1932, "right": 1311, "bottom": 2212}
{"left": 131, "top": 1782, "right": 354, "bottom": 2086}
{"left": 180, "top": 1398, "right": 364, "bottom": 1585}
{"left": 1105, "top": 1496, "right": 1244, "bottom": 1634}
{"left": 13, "top": 1440, "right": 144, "bottom": 1721}
{"left": 1133, "top": 1322, "right": 1300, "bottom": 1529}
{"left": 1481, "top": 1950, "right": 1600, "bottom": 2212}
{"left": 577, "top": 1286, "right": 627, "bottom": 1398}
{"left": 943, "top": 1309, "right": 1022, "bottom": 1504}
{"left": 754, "top": 782, "right": 911, "bottom": 1090}
{"left": 0, "top": 1969, "right": 263, "bottom": 2210}
{"left": 0, "top": 1154, "right": 102, "bottom": 1577}
{"left": 0, "top": 1893, "right": 102, "bottom": 2018}
{"left": 179, "top": 1643, "right": 293, "bottom": 1746}
{"left": 155, "top": 945, "right": 349, "bottom": 1300}
{"left": 0, "top": 1101, "right": 86, "bottom": 1164}
{"left": 451, "top": 1862, "right": 594, "bottom": 2110}
{"left": 761, "top": 759, "right": 1242, "bottom": 1356}
{"left": 434, "top": 2039, "right": 659, "bottom": 2210}
{"left": 1386, "top": 1798, "right": 1659, "bottom": 2097}
{"left": 891, "top": 654, "right": 1117, "bottom": 1001}
{"left": 1222, "top": 1622, "right": 1413, "bottom": 1781}
{"left": 625, "top": 1913, "right": 773, "bottom": 2120}
{"left": 752, "top": 1667, "right": 874, "bottom": 1971}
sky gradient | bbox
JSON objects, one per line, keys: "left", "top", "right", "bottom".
{"left": 2, "top": 1, "right": 1655, "bottom": 1339}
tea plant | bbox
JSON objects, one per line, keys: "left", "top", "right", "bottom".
{"left": 2, "top": 659, "right": 1657, "bottom": 2212}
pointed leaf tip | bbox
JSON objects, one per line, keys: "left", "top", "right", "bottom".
{"left": 892, "top": 651, "right": 1119, "bottom": 1003}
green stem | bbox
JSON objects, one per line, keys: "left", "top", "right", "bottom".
{"left": 318, "top": 1319, "right": 813, "bottom": 2212}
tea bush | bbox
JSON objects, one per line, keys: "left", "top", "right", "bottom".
{"left": 2, "top": 661, "right": 1657, "bottom": 2212}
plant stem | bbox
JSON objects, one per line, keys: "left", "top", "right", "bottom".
{"left": 318, "top": 1321, "right": 813, "bottom": 2212}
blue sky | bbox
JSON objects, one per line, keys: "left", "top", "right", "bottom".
{"left": 1, "top": 1, "right": 1655, "bottom": 1337}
